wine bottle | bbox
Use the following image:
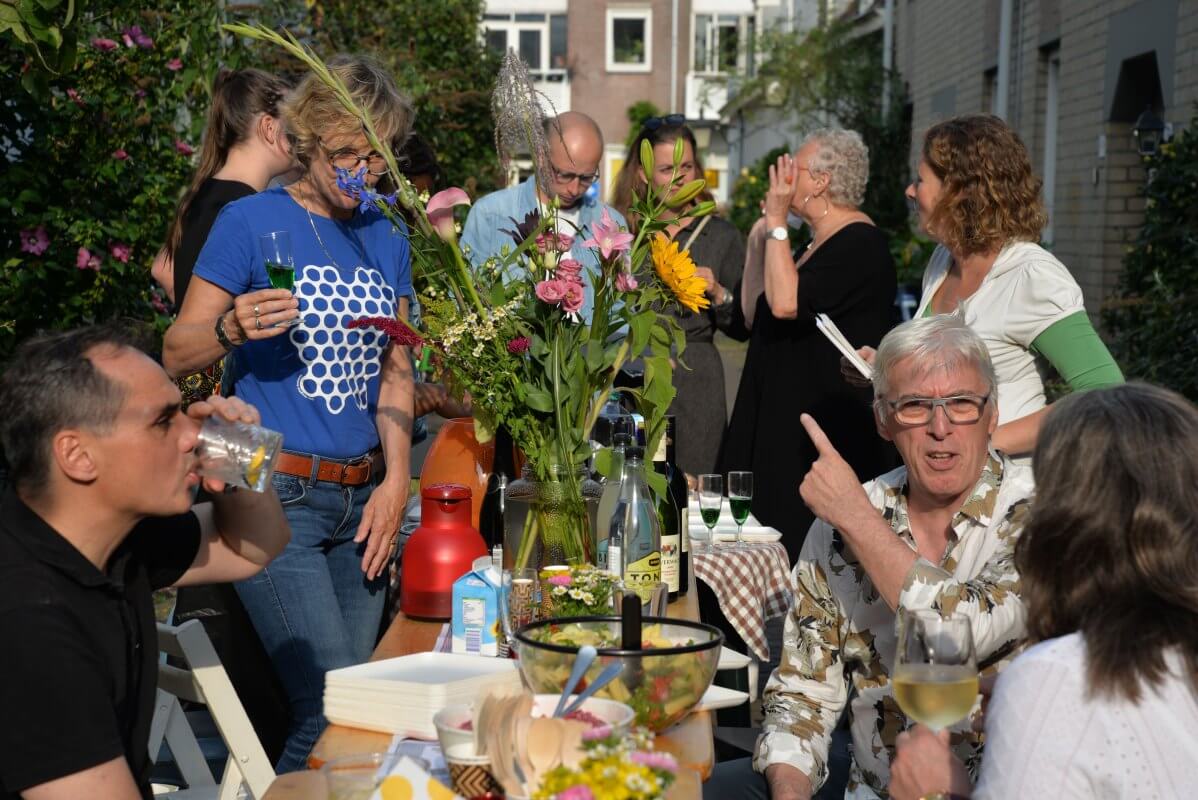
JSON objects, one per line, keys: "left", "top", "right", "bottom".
{"left": 664, "top": 416, "right": 689, "bottom": 597}
{"left": 610, "top": 445, "right": 661, "bottom": 602}
{"left": 652, "top": 428, "right": 680, "bottom": 602}
{"left": 596, "top": 434, "right": 630, "bottom": 572}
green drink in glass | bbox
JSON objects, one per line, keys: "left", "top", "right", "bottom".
{"left": 697, "top": 473, "right": 722, "bottom": 553}
{"left": 727, "top": 471, "right": 753, "bottom": 549}
{"left": 259, "top": 231, "right": 299, "bottom": 327}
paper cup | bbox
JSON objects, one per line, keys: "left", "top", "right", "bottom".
{"left": 443, "top": 743, "right": 500, "bottom": 798}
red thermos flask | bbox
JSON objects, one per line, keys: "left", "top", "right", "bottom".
{"left": 400, "top": 483, "right": 487, "bottom": 619}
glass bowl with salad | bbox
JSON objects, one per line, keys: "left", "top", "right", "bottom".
{"left": 513, "top": 616, "right": 723, "bottom": 732}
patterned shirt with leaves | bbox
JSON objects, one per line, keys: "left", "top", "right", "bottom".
{"left": 754, "top": 450, "right": 1034, "bottom": 799}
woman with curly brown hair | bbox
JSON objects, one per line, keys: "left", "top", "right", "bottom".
{"left": 889, "top": 383, "right": 1198, "bottom": 799}
{"left": 906, "top": 114, "right": 1122, "bottom": 456}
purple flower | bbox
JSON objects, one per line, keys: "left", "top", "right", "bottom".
{"left": 583, "top": 207, "right": 633, "bottom": 260}
{"left": 112, "top": 149, "right": 128, "bottom": 161}
{"left": 615, "top": 271, "right": 639, "bottom": 292}
{"left": 19, "top": 226, "right": 49, "bottom": 256}
{"left": 507, "top": 337, "right": 530, "bottom": 354}
{"left": 122, "top": 25, "right": 153, "bottom": 49}
{"left": 547, "top": 574, "right": 572, "bottom": 586}
{"left": 75, "top": 247, "right": 101, "bottom": 271}
{"left": 91, "top": 38, "right": 119, "bottom": 52}
{"left": 630, "top": 750, "right": 678, "bottom": 772}
{"left": 134, "top": 88, "right": 147, "bottom": 100}
{"left": 174, "top": 139, "right": 194, "bottom": 156}
{"left": 500, "top": 210, "right": 541, "bottom": 246}
{"left": 167, "top": 58, "right": 183, "bottom": 71}
{"left": 556, "top": 787, "right": 595, "bottom": 800}
{"left": 109, "top": 242, "right": 131, "bottom": 263}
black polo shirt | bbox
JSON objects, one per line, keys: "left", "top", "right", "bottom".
{"left": 0, "top": 490, "right": 200, "bottom": 798}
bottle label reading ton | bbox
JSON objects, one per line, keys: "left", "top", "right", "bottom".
{"left": 624, "top": 552, "right": 661, "bottom": 603}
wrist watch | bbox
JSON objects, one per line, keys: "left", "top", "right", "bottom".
{"left": 214, "top": 313, "right": 237, "bottom": 350}
{"left": 717, "top": 286, "right": 734, "bottom": 307}
{"left": 767, "top": 226, "right": 789, "bottom": 241}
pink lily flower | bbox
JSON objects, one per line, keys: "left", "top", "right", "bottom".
{"left": 426, "top": 187, "right": 471, "bottom": 239}
{"left": 582, "top": 207, "right": 633, "bottom": 260}
{"left": 615, "top": 271, "right": 639, "bottom": 292}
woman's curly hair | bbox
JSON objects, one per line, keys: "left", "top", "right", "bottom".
{"left": 922, "top": 114, "right": 1047, "bottom": 256}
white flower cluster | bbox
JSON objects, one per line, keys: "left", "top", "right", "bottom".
{"left": 440, "top": 298, "right": 523, "bottom": 357}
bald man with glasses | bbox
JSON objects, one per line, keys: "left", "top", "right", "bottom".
{"left": 460, "top": 111, "right": 626, "bottom": 324}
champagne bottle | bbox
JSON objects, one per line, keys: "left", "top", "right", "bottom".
{"left": 664, "top": 416, "right": 689, "bottom": 597}
{"left": 653, "top": 423, "right": 681, "bottom": 602}
{"left": 596, "top": 434, "right": 630, "bottom": 573}
{"left": 610, "top": 445, "right": 660, "bottom": 601}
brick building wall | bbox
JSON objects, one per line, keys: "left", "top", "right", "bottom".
{"left": 893, "top": 0, "right": 1198, "bottom": 318}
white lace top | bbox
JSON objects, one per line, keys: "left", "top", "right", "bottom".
{"left": 975, "top": 632, "right": 1198, "bottom": 799}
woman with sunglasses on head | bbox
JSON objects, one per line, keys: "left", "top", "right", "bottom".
{"left": 850, "top": 115, "right": 1123, "bottom": 457}
{"left": 721, "top": 128, "right": 897, "bottom": 563}
{"left": 889, "top": 382, "right": 1198, "bottom": 799}
{"left": 611, "top": 115, "right": 746, "bottom": 477}
{"left": 162, "top": 55, "right": 416, "bottom": 772}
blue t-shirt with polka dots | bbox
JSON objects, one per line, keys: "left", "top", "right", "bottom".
{"left": 194, "top": 186, "right": 412, "bottom": 459}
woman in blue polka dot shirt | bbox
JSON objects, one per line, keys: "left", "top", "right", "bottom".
{"left": 163, "top": 55, "right": 415, "bottom": 773}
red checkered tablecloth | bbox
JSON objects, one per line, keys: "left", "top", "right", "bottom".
{"left": 692, "top": 542, "right": 793, "bottom": 661}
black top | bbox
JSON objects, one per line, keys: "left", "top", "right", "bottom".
{"left": 173, "top": 178, "right": 256, "bottom": 310}
{"left": 668, "top": 215, "right": 746, "bottom": 476}
{"left": 0, "top": 491, "right": 201, "bottom": 798}
{"left": 720, "top": 223, "right": 897, "bottom": 564}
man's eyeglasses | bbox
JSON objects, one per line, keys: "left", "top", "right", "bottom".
{"left": 549, "top": 162, "right": 600, "bottom": 186}
{"left": 641, "top": 113, "right": 686, "bottom": 132}
{"left": 885, "top": 394, "right": 991, "bottom": 426}
{"left": 320, "top": 139, "right": 390, "bottom": 176}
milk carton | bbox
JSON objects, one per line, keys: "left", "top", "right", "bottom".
{"left": 451, "top": 555, "right": 500, "bottom": 656}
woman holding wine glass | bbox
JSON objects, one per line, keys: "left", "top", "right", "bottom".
{"left": 889, "top": 383, "right": 1198, "bottom": 799}
{"left": 163, "top": 55, "right": 416, "bottom": 772}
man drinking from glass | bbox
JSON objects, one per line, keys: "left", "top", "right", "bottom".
{"left": 706, "top": 314, "right": 1035, "bottom": 800}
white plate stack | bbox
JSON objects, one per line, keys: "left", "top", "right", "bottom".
{"left": 322, "top": 652, "right": 522, "bottom": 739}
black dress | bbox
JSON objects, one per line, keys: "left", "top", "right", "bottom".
{"left": 668, "top": 216, "right": 746, "bottom": 476}
{"left": 720, "top": 222, "right": 896, "bottom": 564}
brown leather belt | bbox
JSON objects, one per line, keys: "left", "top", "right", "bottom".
{"left": 274, "top": 449, "right": 379, "bottom": 486}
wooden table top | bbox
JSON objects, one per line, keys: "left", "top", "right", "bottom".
{"left": 262, "top": 572, "right": 714, "bottom": 798}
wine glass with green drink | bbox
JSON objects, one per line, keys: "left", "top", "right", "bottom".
{"left": 259, "top": 231, "right": 298, "bottom": 326}
{"left": 727, "top": 471, "right": 753, "bottom": 549}
{"left": 697, "top": 473, "right": 723, "bottom": 553}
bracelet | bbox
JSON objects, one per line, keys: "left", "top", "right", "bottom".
{"left": 214, "top": 313, "right": 237, "bottom": 351}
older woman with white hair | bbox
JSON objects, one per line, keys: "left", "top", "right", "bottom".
{"left": 722, "top": 128, "right": 897, "bottom": 564}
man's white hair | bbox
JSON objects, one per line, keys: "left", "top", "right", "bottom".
{"left": 873, "top": 314, "right": 998, "bottom": 406}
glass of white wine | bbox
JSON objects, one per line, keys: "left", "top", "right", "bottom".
{"left": 892, "top": 609, "right": 979, "bottom": 731}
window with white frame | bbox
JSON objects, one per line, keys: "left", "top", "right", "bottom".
{"left": 693, "top": 13, "right": 740, "bottom": 74}
{"left": 483, "top": 12, "right": 568, "bottom": 75}
{"left": 606, "top": 8, "right": 652, "bottom": 72}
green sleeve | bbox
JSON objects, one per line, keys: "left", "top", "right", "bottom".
{"left": 1030, "top": 311, "right": 1124, "bottom": 391}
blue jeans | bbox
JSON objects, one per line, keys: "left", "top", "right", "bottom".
{"left": 235, "top": 466, "right": 386, "bottom": 773}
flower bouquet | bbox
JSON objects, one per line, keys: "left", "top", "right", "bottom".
{"left": 224, "top": 25, "right": 713, "bottom": 569}
{"left": 540, "top": 564, "right": 620, "bottom": 618}
{"left": 533, "top": 725, "right": 678, "bottom": 800}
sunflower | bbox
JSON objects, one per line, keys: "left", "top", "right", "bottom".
{"left": 651, "top": 234, "right": 710, "bottom": 313}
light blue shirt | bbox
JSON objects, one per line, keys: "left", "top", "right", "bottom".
{"left": 459, "top": 176, "right": 627, "bottom": 324}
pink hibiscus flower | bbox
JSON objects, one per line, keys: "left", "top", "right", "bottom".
{"left": 112, "top": 149, "right": 128, "bottom": 161}
{"left": 167, "top": 58, "right": 183, "bottom": 71}
{"left": 75, "top": 247, "right": 101, "bottom": 271}
{"left": 174, "top": 139, "right": 194, "bottom": 156}
{"left": 109, "top": 242, "right": 131, "bottom": 263}
{"left": 19, "top": 226, "right": 49, "bottom": 256}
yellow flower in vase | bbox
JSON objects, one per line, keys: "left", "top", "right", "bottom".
{"left": 651, "top": 234, "right": 710, "bottom": 313}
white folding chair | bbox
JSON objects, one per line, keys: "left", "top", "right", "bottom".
{"left": 148, "top": 620, "right": 276, "bottom": 800}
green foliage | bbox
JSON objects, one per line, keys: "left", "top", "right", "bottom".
{"left": 303, "top": 0, "right": 502, "bottom": 195}
{"left": 0, "top": 0, "right": 78, "bottom": 81}
{"left": 1102, "top": 108, "right": 1198, "bottom": 400}
{"left": 624, "top": 99, "right": 662, "bottom": 149}
{"left": 0, "top": 1, "right": 262, "bottom": 358}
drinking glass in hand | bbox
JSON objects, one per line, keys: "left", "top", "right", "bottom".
{"left": 727, "top": 470, "right": 753, "bottom": 549}
{"left": 696, "top": 474, "right": 723, "bottom": 553}
{"left": 893, "top": 609, "right": 979, "bottom": 732}
{"left": 196, "top": 416, "right": 284, "bottom": 493}
{"left": 259, "top": 231, "right": 299, "bottom": 326}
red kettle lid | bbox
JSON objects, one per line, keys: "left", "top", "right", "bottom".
{"left": 421, "top": 483, "right": 472, "bottom": 501}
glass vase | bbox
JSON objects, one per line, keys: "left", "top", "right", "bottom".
{"left": 504, "top": 464, "right": 600, "bottom": 570}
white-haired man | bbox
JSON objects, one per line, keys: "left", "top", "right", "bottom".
{"left": 706, "top": 314, "right": 1034, "bottom": 800}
